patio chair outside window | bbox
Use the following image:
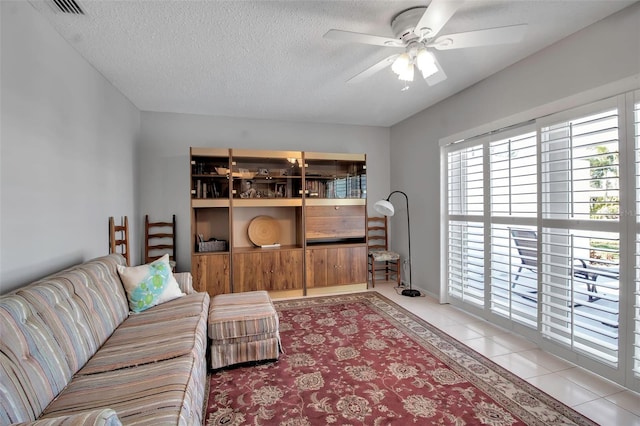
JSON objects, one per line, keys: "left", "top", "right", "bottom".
{"left": 511, "top": 229, "right": 537, "bottom": 283}
{"left": 511, "top": 229, "right": 618, "bottom": 301}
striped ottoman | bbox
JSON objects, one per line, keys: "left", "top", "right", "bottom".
{"left": 208, "top": 290, "right": 281, "bottom": 369}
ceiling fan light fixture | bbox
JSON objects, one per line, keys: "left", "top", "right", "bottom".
{"left": 398, "top": 64, "right": 414, "bottom": 82}
{"left": 416, "top": 48, "right": 438, "bottom": 78}
{"left": 391, "top": 53, "right": 410, "bottom": 76}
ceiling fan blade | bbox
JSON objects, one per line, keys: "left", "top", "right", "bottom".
{"left": 424, "top": 55, "right": 447, "bottom": 86}
{"left": 324, "top": 29, "right": 403, "bottom": 47}
{"left": 347, "top": 55, "right": 398, "bottom": 84}
{"left": 413, "top": 0, "right": 464, "bottom": 39}
{"left": 429, "top": 24, "right": 528, "bottom": 50}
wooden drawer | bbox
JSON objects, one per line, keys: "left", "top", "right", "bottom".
{"left": 305, "top": 205, "right": 365, "bottom": 240}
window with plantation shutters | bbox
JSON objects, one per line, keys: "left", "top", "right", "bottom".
{"left": 443, "top": 90, "right": 640, "bottom": 390}
{"left": 539, "top": 99, "right": 621, "bottom": 366}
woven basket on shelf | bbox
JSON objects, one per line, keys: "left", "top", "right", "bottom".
{"left": 197, "top": 240, "right": 227, "bottom": 252}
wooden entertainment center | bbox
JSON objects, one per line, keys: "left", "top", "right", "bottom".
{"left": 190, "top": 148, "right": 367, "bottom": 297}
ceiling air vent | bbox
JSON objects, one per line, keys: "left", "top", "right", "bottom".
{"left": 51, "top": 0, "right": 84, "bottom": 15}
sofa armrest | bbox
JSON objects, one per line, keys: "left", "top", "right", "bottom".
{"left": 13, "top": 409, "right": 121, "bottom": 426}
{"left": 174, "top": 272, "right": 195, "bottom": 294}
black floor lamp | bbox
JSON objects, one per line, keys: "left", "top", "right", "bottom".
{"left": 373, "top": 190, "right": 420, "bottom": 297}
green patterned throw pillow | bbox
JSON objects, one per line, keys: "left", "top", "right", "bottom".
{"left": 117, "top": 254, "right": 184, "bottom": 313}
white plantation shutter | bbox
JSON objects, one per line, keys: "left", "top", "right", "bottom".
{"left": 447, "top": 145, "right": 483, "bottom": 216}
{"left": 540, "top": 228, "right": 620, "bottom": 364}
{"left": 488, "top": 129, "right": 538, "bottom": 327}
{"left": 633, "top": 92, "right": 640, "bottom": 377}
{"left": 539, "top": 99, "right": 621, "bottom": 366}
{"left": 540, "top": 107, "right": 620, "bottom": 222}
{"left": 490, "top": 224, "right": 538, "bottom": 328}
{"left": 448, "top": 221, "right": 484, "bottom": 306}
{"left": 447, "top": 145, "right": 485, "bottom": 306}
{"left": 489, "top": 132, "right": 537, "bottom": 217}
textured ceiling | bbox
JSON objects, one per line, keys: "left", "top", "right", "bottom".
{"left": 28, "top": 0, "right": 635, "bottom": 127}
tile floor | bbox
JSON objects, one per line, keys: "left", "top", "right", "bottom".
{"left": 366, "top": 282, "right": 640, "bottom": 426}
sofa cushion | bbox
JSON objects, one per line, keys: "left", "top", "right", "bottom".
{"left": 40, "top": 356, "right": 204, "bottom": 426}
{"left": 71, "top": 254, "right": 130, "bottom": 329}
{"left": 14, "top": 275, "right": 114, "bottom": 373}
{"left": 122, "top": 292, "right": 207, "bottom": 327}
{"left": 78, "top": 293, "right": 209, "bottom": 375}
{"left": 0, "top": 301, "right": 72, "bottom": 424}
{"left": 173, "top": 272, "right": 194, "bottom": 294}
{"left": 211, "top": 290, "right": 271, "bottom": 306}
{"left": 209, "top": 291, "right": 279, "bottom": 341}
{"left": 117, "top": 254, "right": 184, "bottom": 313}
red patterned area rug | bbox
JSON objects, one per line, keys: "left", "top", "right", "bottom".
{"left": 205, "top": 292, "right": 596, "bottom": 425}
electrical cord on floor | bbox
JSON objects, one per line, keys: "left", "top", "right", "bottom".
{"left": 392, "top": 260, "right": 427, "bottom": 297}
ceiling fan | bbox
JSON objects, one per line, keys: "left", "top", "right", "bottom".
{"left": 324, "top": 0, "right": 527, "bottom": 88}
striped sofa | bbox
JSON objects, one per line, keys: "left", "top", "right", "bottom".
{"left": 0, "top": 254, "right": 210, "bottom": 425}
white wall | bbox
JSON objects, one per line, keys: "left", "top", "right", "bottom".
{"left": 390, "top": 3, "right": 640, "bottom": 298}
{"left": 0, "top": 1, "right": 140, "bottom": 293}
{"left": 139, "top": 112, "right": 390, "bottom": 272}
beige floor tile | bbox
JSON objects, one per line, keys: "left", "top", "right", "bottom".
{"left": 438, "top": 324, "right": 485, "bottom": 341}
{"left": 462, "top": 320, "right": 509, "bottom": 337}
{"left": 487, "top": 333, "right": 538, "bottom": 352}
{"left": 527, "top": 373, "right": 600, "bottom": 406}
{"left": 574, "top": 397, "right": 640, "bottom": 426}
{"left": 490, "top": 352, "right": 553, "bottom": 379}
{"left": 463, "top": 336, "right": 513, "bottom": 357}
{"left": 435, "top": 307, "right": 480, "bottom": 324}
{"left": 418, "top": 313, "right": 465, "bottom": 328}
{"left": 517, "top": 348, "right": 576, "bottom": 372}
{"left": 606, "top": 390, "right": 640, "bottom": 417}
{"left": 557, "top": 367, "right": 627, "bottom": 398}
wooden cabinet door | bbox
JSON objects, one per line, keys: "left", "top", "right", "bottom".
{"left": 305, "top": 205, "right": 366, "bottom": 241}
{"left": 307, "top": 246, "right": 367, "bottom": 287}
{"left": 264, "top": 250, "right": 303, "bottom": 291}
{"left": 342, "top": 246, "right": 367, "bottom": 284}
{"left": 327, "top": 246, "right": 367, "bottom": 286}
{"left": 326, "top": 248, "right": 346, "bottom": 285}
{"left": 305, "top": 248, "right": 328, "bottom": 288}
{"left": 233, "top": 252, "right": 263, "bottom": 293}
{"left": 192, "top": 253, "right": 230, "bottom": 296}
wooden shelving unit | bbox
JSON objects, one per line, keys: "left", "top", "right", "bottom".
{"left": 190, "top": 148, "right": 367, "bottom": 297}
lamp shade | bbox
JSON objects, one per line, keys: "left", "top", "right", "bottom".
{"left": 374, "top": 199, "right": 395, "bottom": 216}
{"left": 391, "top": 53, "right": 410, "bottom": 76}
{"left": 416, "top": 49, "right": 438, "bottom": 79}
{"left": 398, "top": 64, "right": 414, "bottom": 82}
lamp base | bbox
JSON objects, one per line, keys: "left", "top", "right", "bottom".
{"left": 401, "top": 288, "right": 421, "bottom": 297}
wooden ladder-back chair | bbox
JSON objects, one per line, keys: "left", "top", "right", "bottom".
{"left": 367, "top": 216, "right": 401, "bottom": 288}
{"left": 144, "top": 214, "right": 176, "bottom": 269}
{"left": 109, "top": 216, "right": 130, "bottom": 266}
